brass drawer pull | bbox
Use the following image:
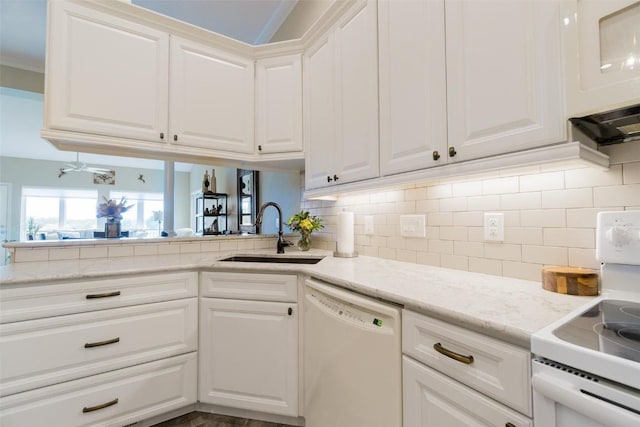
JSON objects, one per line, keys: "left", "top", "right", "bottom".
{"left": 82, "top": 398, "right": 118, "bottom": 413}
{"left": 433, "top": 342, "right": 474, "bottom": 364}
{"left": 86, "top": 291, "right": 121, "bottom": 299}
{"left": 84, "top": 337, "right": 120, "bottom": 348}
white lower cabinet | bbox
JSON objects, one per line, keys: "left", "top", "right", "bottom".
{"left": 198, "top": 272, "right": 299, "bottom": 417}
{"left": 403, "top": 356, "right": 532, "bottom": 427}
{"left": 0, "top": 273, "right": 199, "bottom": 427}
{"left": 402, "top": 309, "right": 533, "bottom": 426}
{"left": 0, "top": 353, "right": 197, "bottom": 427}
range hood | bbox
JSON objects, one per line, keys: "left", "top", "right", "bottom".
{"left": 569, "top": 104, "right": 640, "bottom": 146}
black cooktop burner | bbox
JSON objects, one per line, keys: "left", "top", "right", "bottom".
{"left": 553, "top": 300, "right": 640, "bottom": 363}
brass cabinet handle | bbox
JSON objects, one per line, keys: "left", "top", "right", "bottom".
{"left": 333, "top": 174, "right": 339, "bottom": 181}
{"left": 448, "top": 146, "right": 457, "bottom": 157}
{"left": 85, "top": 291, "right": 121, "bottom": 299}
{"left": 433, "top": 342, "right": 474, "bottom": 364}
{"left": 327, "top": 175, "right": 333, "bottom": 182}
{"left": 433, "top": 150, "right": 440, "bottom": 161}
{"left": 288, "top": 307, "right": 293, "bottom": 316}
{"left": 173, "top": 134, "right": 178, "bottom": 141}
{"left": 84, "top": 337, "right": 120, "bottom": 348}
{"left": 258, "top": 144, "right": 263, "bottom": 151}
{"left": 160, "top": 132, "right": 164, "bottom": 140}
{"left": 82, "top": 398, "right": 118, "bottom": 413}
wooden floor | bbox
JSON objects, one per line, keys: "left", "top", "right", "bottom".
{"left": 152, "top": 412, "right": 295, "bottom": 427}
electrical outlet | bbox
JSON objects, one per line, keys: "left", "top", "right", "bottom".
{"left": 400, "top": 215, "right": 426, "bottom": 237}
{"left": 364, "top": 215, "right": 374, "bottom": 235}
{"left": 484, "top": 212, "right": 504, "bottom": 242}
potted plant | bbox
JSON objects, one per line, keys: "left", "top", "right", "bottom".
{"left": 286, "top": 211, "right": 324, "bottom": 251}
{"left": 26, "top": 217, "right": 40, "bottom": 240}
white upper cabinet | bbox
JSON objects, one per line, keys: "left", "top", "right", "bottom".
{"left": 45, "top": 1, "right": 169, "bottom": 143}
{"left": 445, "top": 0, "right": 565, "bottom": 162}
{"left": 378, "top": 0, "right": 447, "bottom": 176}
{"left": 305, "top": 0, "right": 379, "bottom": 190}
{"left": 170, "top": 36, "right": 254, "bottom": 154}
{"left": 255, "top": 54, "right": 303, "bottom": 154}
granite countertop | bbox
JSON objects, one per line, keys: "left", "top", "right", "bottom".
{"left": 0, "top": 249, "right": 592, "bottom": 348}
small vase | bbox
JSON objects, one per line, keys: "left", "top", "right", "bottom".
{"left": 297, "top": 233, "right": 311, "bottom": 251}
{"left": 105, "top": 220, "right": 121, "bottom": 238}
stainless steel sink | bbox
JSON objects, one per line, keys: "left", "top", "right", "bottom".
{"left": 219, "top": 255, "right": 324, "bottom": 264}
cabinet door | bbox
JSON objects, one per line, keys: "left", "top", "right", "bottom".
{"left": 256, "top": 54, "right": 303, "bottom": 154}
{"left": 199, "top": 298, "right": 298, "bottom": 416}
{"left": 170, "top": 36, "right": 254, "bottom": 153}
{"left": 304, "top": 34, "right": 338, "bottom": 190}
{"left": 334, "top": 0, "right": 380, "bottom": 183}
{"left": 45, "top": 1, "right": 169, "bottom": 142}
{"left": 445, "top": 0, "right": 564, "bottom": 161}
{"left": 378, "top": 0, "right": 447, "bottom": 175}
{"left": 403, "top": 356, "right": 533, "bottom": 427}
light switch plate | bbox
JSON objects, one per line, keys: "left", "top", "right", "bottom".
{"left": 364, "top": 215, "right": 374, "bottom": 235}
{"left": 400, "top": 215, "right": 426, "bottom": 237}
{"left": 484, "top": 212, "right": 504, "bottom": 242}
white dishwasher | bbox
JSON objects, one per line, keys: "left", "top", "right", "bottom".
{"left": 303, "top": 278, "right": 402, "bottom": 427}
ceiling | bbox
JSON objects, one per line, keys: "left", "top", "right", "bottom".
{"left": 0, "top": 0, "right": 298, "bottom": 171}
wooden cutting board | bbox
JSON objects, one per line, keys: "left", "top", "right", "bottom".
{"left": 542, "top": 266, "right": 599, "bottom": 296}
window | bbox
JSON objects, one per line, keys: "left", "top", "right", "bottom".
{"left": 109, "top": 191, "right": 163, "bottom": 236}
{"left": 22, "top": 188, "right": 98, "bottom": 238}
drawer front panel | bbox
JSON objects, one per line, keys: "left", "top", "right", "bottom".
{"left": 200, "top": 271, "right": 297, "bottom": 302}
{"left": 403, "top": 356, "right": 532, "bottom": 427}
{"left": 0, "top": 271, "right": 198, "bottom": 323}
{"left": 0, "top": 352, "right": 197, "bottom": 427}
{"left": 0, "top": 298, "right": 197, "bottom": 396}
{"left": 402, "top": 309, "right": 532, "bottom": 416}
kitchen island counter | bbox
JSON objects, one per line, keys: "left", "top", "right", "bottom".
{"left": 0, "top": 250, "right": 591, "bottom": 347}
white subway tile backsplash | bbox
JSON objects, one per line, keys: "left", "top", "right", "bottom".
{"left": 543, "top": 228, "right": 595, "bottom": 249}
{"left": 452, "top": 181, "right": 483, "bottom": 197}
{"left": 397, "top": 250, "right": 417, "bottom": 263}
{"left": 50, "top": 247, "right": 80, "bottom": 261}
{"left": 467, "top": 195, "right": 501, "bottom": 211}
{"left": 405, "top": 187, "right": 428, "bottom": 201}
{"left": 568, "top": 248, "right": 599, "bottom": 269}
{"left": 542, "top": 188, "right": 593, "bottom": 209}
{"left": 439, "top": 226, "right": 468, "bottom": 241}
{"left": 427, "top": 183, "right": 452, "bottom": 199}
{"left": 441, "top": 254, "right": 469, "bottom": 271}
{"left": 429, "top": 239, "right": 454, "bottom": 254}
{"left": 417, "top": 252, "right": 440, "bottom": 267}
{"left": 500, "top": 192, "right": 541, "bottom": 210}
{"left": 468, "top": 227, "right": 484, "bottom": 242}
{"left": 594, "top": 184, "right": 640, "bottom": 207}
{"left": 566, "top": 208, "right": 620, "bottom": 228}
{"left": 565, "top": 165, "right": 622, "bottom": 188}
{"left": 623, "top": 162, "right": 640, "bottom": 184}
{"left": 502, "top": 261, "right": 542, "bottom": 282}
{"left": 416, "top": 199, "right": 440, "bottom": 213}
{"left": 453, "top": 211, "right": 484, "bottom": 226}
{"left": 427, "top": 212, "right": 453, "bottom": 226}
{"left": 378, "top": 247, "right": 397, "bottom": 260}
{"left": 454, "top": 241, "right": 483, "bottom": 257}
{"left": 484, "top": 243, "right": 521, "bottom": 261}
{"left": 440, "top": 197, "right": 468, "bottom": 212}
{"left": 504, "top": 227, "right": 543, "bottom": 245}
{"left": 406, "top": 238, "right": 428, "bottom": 252}
{"left": 519, "top": 171, "right": 564, "bottom": 192}
{"left": 482, "top": 176, "right": 519, "bottom": 195}
{"left": 521, "top": 209, "right": 566, "bottom": 227}
{"left": 469, "top": 257, "right": 502, "bottom": 276}
{"left": 522, "top": 245, "right": 567, "bottom": 265}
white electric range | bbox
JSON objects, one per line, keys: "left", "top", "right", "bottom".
{"left": 531, "top": 211, "right": 640, "bottom": 427}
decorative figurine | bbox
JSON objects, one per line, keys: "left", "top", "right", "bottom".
{"left": 213, "top": 219, "right": 219, "bottom": 233}
{"left": 202, "top": 171, "right": 210, "bottom": 193}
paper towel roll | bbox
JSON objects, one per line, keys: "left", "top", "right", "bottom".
{"left": 337, "top": 211, "right": 355, "bottom": 255}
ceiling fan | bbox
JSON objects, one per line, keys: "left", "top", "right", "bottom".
{"left": 58, "top": 153, "right": 112, "bottom": 178}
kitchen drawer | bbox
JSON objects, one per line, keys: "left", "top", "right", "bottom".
{"left": 402, "top": 309, "right": 532, "bottom": 416}
{"left": 0, "top": 298, "right": 197, "bottom": 397}
{"left": 0, "top": 271, "right": 198, "bottom": 323}
{"left": 0, "top": 352, "right": 197, "bottom": 427}
{"left": 200, "top": 271, "right": 297, "bottom": 302}
{"left": 403, "top": 356, "right": 532, "bottom": 427}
